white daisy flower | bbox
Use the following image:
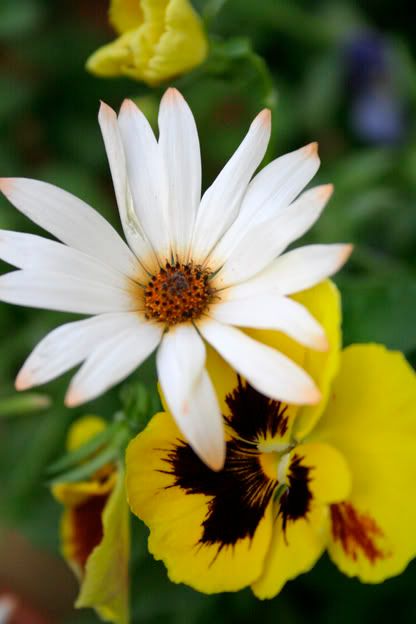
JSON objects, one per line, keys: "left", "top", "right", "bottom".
{"left": 0, "top": 88, "right": 351, "bottom": 470}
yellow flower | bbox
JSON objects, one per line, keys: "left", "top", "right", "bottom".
{"left": 125, "top": 281, "right": 416, "bottom": 596}
{"left": 52, "top": 416, "right": 130, "bottom": 623}
{"left": 86, "top": 0, "right": 208, "bottom": 86}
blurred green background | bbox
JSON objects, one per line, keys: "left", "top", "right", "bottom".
{"left": 0, "top": 0, "right": 415, "bottom": 622}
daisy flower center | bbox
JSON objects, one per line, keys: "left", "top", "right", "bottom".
{"left": 144, "top": 262, "right": 213, "bottom": 325}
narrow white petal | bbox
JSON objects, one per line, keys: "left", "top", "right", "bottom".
{"left": 158, "top": 88, "right": 201, "bottom": 262}
{"left": 16, "top": 313, "right": 142, "bottom": 390}
{"left": 157, "top": 325, "right": 225, "bottom": 470}
{"left": 214, "top": 185, "right": 334, "bottom": 288}
{"left": 0, "top": 270, "right": 134, "bottom": 314}
{"left": 99, "top": 101, "right": 158, "bottom": 275}
{"left": 197, "top": 319, "right": 320, "bottom": 405}
{"left": 239, "top": 142, "right": 320, "bottom": 224}
{"left": 191, "top": 109, "right": 271, "bottom": 264}
{"left": 0, "top": 230, "right": 131, "bottom": 289}
{"left": 210, "top": 294, "right": 327, "bottom": 350}
{"left": 65, "top": 321, "right": 162, "bottom": 406}
{"left": 0, "top": 178, "right": 138, "bottom": 279}
{"left": 225, "top": 244, "right": 353, "bottom": 299}
{"left": 118, "top": 99, "right": 171, "bottom": 261}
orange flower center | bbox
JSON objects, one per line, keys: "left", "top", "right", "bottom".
{"left": 144, "top": 262, "right": 213, "bottom": 325}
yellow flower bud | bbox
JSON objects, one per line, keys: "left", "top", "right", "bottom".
{"left": 86, "top": 0, "right": 208, "bottom": 86}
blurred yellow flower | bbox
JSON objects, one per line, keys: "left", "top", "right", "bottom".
{"left": 52, "top": 416, "right": 130, "bottom": 624}
{"left": 126, "top": 281, "right": 416, "bottom": 596}
{"left": 86, "top": 0, "right": 208, "bottom": 86}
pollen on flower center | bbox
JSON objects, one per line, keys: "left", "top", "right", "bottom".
{"left": 144, "top": 262, "right": 213, "bottom": 325}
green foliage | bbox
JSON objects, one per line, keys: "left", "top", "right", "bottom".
{"left": 0, "top": 0, "right": 415, "bottom": 622}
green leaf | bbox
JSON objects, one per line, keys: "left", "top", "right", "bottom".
{"left": 0, "top": 393, "right": 52, "bottom": 418}
{"left": 46, "top": 421, "right": 119, "bottom": 475}
{"left": 48, "top": 444, "right": 120, "bottom": 485}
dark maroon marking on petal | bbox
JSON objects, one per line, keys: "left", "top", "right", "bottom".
{"left": 330, "top": 502, "right": 386, "bottom": 564}
{"left": 162, "top": 439, "right": 277, "bottom": 549}
{"left": 279, "top": 454, "right": 313, "bottom": 532}
{"left": 225, "top": 376, "right": 289, "bottom": 443}
{"left": 70, "top": 494, "right": 108, "bottom": 571}
{"left": 159, "top": 379, "right": 296, "bottom": 550}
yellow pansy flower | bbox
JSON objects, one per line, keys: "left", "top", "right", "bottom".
{"left": 52, "top": 416, "right": 130, "bottom": 623}
{"left": 86, "top": 0, "right": 208, "bottom": 86}
{"left": 126, "top": 281, "right": 416, "bottom": 596}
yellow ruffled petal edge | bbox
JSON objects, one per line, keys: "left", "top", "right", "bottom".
{"left": 252, "top": 505, "right": 329, "bottom": 599}
{"left": 126, "top": 411, "right": 274, "bottom": 593}
{"left": 86, "top": 0, "right": 208, "bottom": 86}
{"left": 253, "top": 441, "right": 351, "bottom": 599}
{"left": 109, "top": 0, "right": 144, "bottom": 35}
{"left": 313, "top": 343, "right": 416, "bottom": 582}
{"left": 76, "top": 466, "right": 130, "bottom": 624}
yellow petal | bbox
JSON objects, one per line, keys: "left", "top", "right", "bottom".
{"left": 142, "top": 0, "right": 208, "bottom": 85}
{"left": 52, "top": 473, "right": 116, "bottom": 507}
{"left": 67, "top": 415, "right": 107, "bottom": 451}
{"left": 126, "top": 412, "right": 274, "bottom": 593}
{"left": 76, "top": 466, "right": 130, "bottom": 624}
{"left": 312, "top": 344, "right": 416, "bottom": 582}
{"left": 109, "top": 0, "right": 144, "bottom": 34}
{"left": 86, "top": 0, "right": 208, "bottom": 86}
{"left": 287, "top": 442, "right": 351, "bottom": 504}
{"left": 252, "top": 505, "right": 329, "bottom": 599}
{"left": 247, "top": 280, "right": 342, "bottom": 438}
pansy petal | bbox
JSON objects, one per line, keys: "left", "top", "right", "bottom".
{"left": 126, "top": 411, "right": 273, "bottom": 593}
{"left": 0, "top": 270, "right": 133, "bottom": 315}
{"left": 312, "top": 344, "right": 416, "bottom": 582}
{"left": 246, "top": 281, "right": 342, "bottom": 438}
{"left": 118, "top": 99, "right": 170, "bottom": 260}
{"left": 281, "top": 443, "right": 351, "bottom": 504}
{"left": 192, "top": 109, "right": 271, "bottom": 264}
{"left": 76, "top": 467, "right": 130, "bottom": 624}
{"left": 0, "top": 178, "right": 138, "bottom": 279}
{"left": 197, "top": 318, "right": 320, "bottom": 405}
{"left": 210, "top": 294, "right": 327, "bottom": 351}
{"left": 157, "top": 325, "right": 224, "bottom": 470}
{"left": 0, "top": 230, "right": 133, "bottom": 288}
{"left": 65, "top": 321, "right": 162, "bottom": 406}
{"left": 16, "top": 313, "right": 142, "bottom": 391}
{"left": 158, "top": 88, "right": 201, "bottom": 261}
{"left": 252, "top": 506, "right": 329, "bottom": 599}
{"left": 98, "top": 101, "right": 157, "bottom": 275}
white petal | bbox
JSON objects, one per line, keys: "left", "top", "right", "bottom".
{"left": 0, "top": 230, "right": 131, "bottom": 289}
{"left": 197, "top": 319, "right": 320, "bottom": 405}
{"left": 0, "top": 270, "right": 134, "bottom": 314}
{"left": 191, "top": 109, "right": 271, "bottom": 264}
{"left": 157, "top": 325, "right": 225, "bottom": 471}
{"left": 239, "top": 142, "right": 320, "bottom": 224}
{"left": 99, "top": 101, "right": 158, "bottom": 275}
{"left": 118, "top": 99, "right": 171, "bottom": 261}
{"left": 0, "top": 177, "right": 138, "bottom": 279}
{"left": 226, "top": 244, "right": 353, "bottom": 299}
{"left": 65, "top": 320, "right": 162, "bottom": 406}
{"left": 158, "top": 88, "right": 201, "bottom": 262}
{"left": 16, "top": 313, "right": 142, "bottom": 390}
{"left": 210, "top": 294, "right": 327, "bottom": 351}
{"left": 214, "top": 185, "right": 334, "bottom": 288}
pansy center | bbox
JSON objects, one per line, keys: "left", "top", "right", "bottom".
{"left": 144, "top": 262, "right": 213, "bottom": 325}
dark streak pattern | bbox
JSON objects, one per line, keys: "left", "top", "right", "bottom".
{"left": 161, "top": 378, "right": 313, "bottom": 550}
{"left": 279, "top": 454, "right": 313, "bottom": 532}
